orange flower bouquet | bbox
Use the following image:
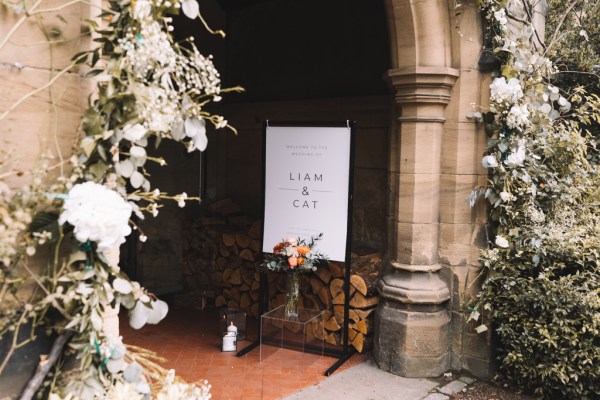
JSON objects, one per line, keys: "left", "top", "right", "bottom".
{"left": 262, "top": 233, "right": 327, "bottom": 273}
{"left": 262, "top": 233, "right": 327, "bottom": 318}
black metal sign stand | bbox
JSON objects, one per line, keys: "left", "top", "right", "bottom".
{"left": 237, "top": 120, "right": 356, "bottom": 376}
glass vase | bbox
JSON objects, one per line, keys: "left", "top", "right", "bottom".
{"left": 284, "top": 271, "right": 300, "bottom": 319}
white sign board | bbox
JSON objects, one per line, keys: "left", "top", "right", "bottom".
{"left": 262, "top": 124, "right": 352, "bottom": 262}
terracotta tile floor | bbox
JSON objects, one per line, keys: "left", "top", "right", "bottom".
{"left": 120, "top": 308, "right": 369, "bottom": 400}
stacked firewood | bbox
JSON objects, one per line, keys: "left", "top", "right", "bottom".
{"left": 212, "top": 222, "right": 263, "bottom": 319}
{"left": 181, "top": 198, "right": 381, "bottom": 353}
{"left": 306, "top": 253, "right": 380, "bottom": 352}
{"left": 212, "top": 224, "right": 381, "bottom": 352}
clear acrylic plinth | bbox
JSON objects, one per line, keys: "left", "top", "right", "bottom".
{"left": 260, "top": 305, "right": 324, "bottom": 367}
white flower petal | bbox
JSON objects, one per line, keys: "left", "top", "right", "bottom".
{"left": 123, "top": 124, "right": 146, "bottom": 142}
{"left": 130, "top": 171, "right": 144, "bottom": 189}
{"left": 129, "top": 301, "right": 150, "bottom": 329}
{"left": 482, "top": 155, "right": 498, "bottom": 168}
{"left": 106, "top": 357, "right": 126, "bottom": 374}
{"left": 141, "top": 178, "right": 151, "bottom": 192}
{"left": 184, "top": 117, "right": 206, "bottom": 139}
{"left": 495, "top": 235, "right": 510, "bottom": 248}
{"left": 123, "top": 362, "right": 143, "bottom": 383}
{"left": 131, "top": 155, "right": 146, "bottom": 168}
{"left": 130, "top": 146, "right": 146, "bottom": 159}
{"left": 115, "top": 159, "right": 135, "bottom": 178}
{"left": 171, "top": 121, "right": 185, "bottom": 140}
{"left": 145, "top": 299, "right": 169, "bottom": 325}
{"left": 113, "top": 278, "right": 133, "bottom": 294}
{"left": 181, "top": 0, "right": 199, "bottom": 19}
{"left": 192, "top": 129, "right": 208, "bottom": 151}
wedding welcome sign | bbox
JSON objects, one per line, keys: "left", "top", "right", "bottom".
{"left": 262, "top": 122, "right": 354, "bottom": 262}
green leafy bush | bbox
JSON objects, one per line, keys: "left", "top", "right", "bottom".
{"left": 483, "top": 270, "right": 600, "bottom": 399}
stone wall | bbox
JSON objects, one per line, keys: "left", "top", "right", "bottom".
{"left": 0, "top": 1, "right": 92, "bottom": 188}
{"left": 0, "top": 2, "right": 94, "bottom": 396}
{"left": 441, "top": 3, "right": 494, "bottom": 377}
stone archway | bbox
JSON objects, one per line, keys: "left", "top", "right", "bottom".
{"left": 374, "top": 0, "right": 492, "bottom": 378}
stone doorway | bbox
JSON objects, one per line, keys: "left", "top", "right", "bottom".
{"left": 120, "top": 0, "right": 493, "bottom": 380}
{"left": 118, "top": 0, "right": 392, "bottom": 365}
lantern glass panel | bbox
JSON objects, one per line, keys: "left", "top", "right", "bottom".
{"left": 219, "top": 308, "right": 246, "bottom": 340}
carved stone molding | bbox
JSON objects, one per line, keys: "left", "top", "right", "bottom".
{"left": 387, "top": 67, "right": 460, "bottom": 122}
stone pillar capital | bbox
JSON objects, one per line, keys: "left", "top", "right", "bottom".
{"left": 387, "top": 67, "right": 459, "bottom": 105}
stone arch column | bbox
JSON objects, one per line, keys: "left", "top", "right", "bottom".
{"left": 374, "top": 0, "right": 460, "bottom": 377}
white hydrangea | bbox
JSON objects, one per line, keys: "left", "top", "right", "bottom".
{"left": 504, "top": 140, "right": 527, "bottom": 167}
{"left": 59, "top": 182, "right": 133, "bottom": 251}
{"left": 490, "top": 77, "right": 524, "bottom": 106}
{"left": 506, "top": 104, "right": 530, "bottom": 129}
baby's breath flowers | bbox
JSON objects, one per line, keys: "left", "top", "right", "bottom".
{"left": 81, "top": 0, "right": 242, "bottom": 206}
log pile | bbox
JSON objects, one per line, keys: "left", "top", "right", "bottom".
{"left": 303, "top": 251, "right": 381, "bottom": 353}
{"left": 181, "top": 198, "right": 260, "bottom": 313}
{"left": 180, "top": 198, "right": 381, "bottom": 353}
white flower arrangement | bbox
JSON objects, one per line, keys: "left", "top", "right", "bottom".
{"left": 469, "top": 2, "right": 600, "bottom": 396}
{"left": 490, "top": 77, "right": 524, "bottom": 106}
{"left": 503, "top": 139, "right": 527, "bottom": 167}
{"left": 59, "top": 182, "right": 133, "bottom": 251}
{"left": 0, "top": 0, "right": 243, "bottom": 397}
{"left": 494, "top": 235, "right": 510, "bottom": 248}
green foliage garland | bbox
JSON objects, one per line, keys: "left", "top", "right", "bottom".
{"left": 472, "top": 1, "right": 600, "bottom": 398}
{"left": 0, "top": 0, "right": 241, "bottom": 397}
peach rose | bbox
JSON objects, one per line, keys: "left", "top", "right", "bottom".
{"left": 288, "top": 256, "right": 298, "bottom": 267}
{"left": 296, "top": 246, "right": 310, "bottom": 256}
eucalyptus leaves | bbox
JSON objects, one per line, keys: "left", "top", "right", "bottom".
{"left": 80, "top": 0, "right": 240, "bottom": 199}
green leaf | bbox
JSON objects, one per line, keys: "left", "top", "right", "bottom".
{"left": 71, "top": 51, "right": 88, "bottom": 63}
{"left": 86, "top": 69, "right": 104, "bottom": 78}
{"left": 91, "top": 49, "right": 100, "bottom": 67}
{"left": 89, "top": 162, "right": 108, "bottom": 179}
{"left": 81, "top": 137, "right": 96, "bottom": 157}
{"left": 68, "top": 251, "right": 87, "bottom": 266}
{"left": 97, "top": 144, "right": 107, "bottom": 161}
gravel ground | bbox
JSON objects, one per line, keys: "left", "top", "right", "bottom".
{"left": 451, "top": 381, "right": 535, "bottom": 400}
